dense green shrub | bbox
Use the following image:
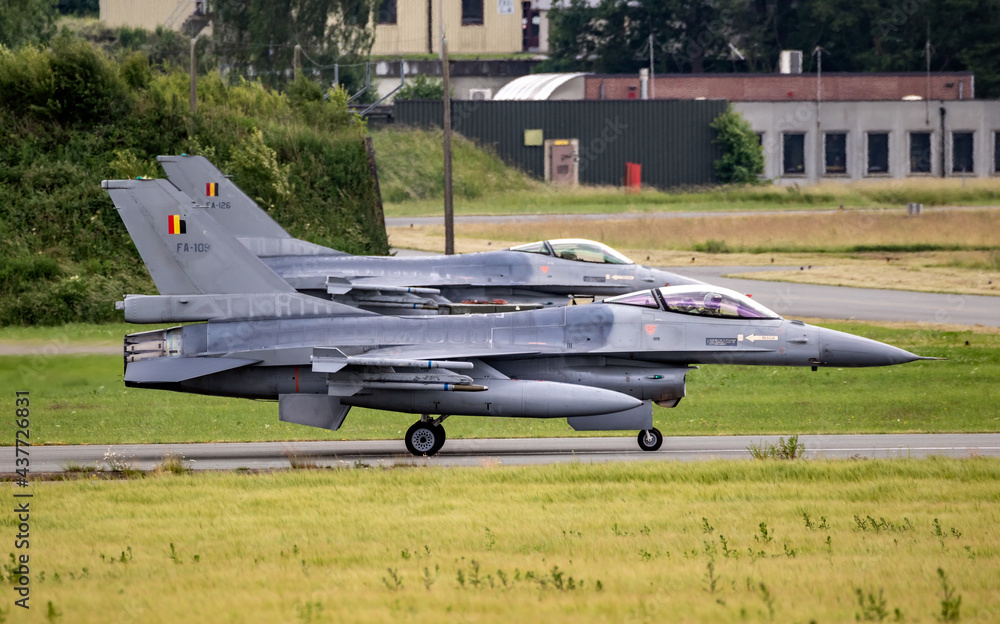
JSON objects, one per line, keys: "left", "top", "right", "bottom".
{"left": 394, "top": 74, "right": 445, "bottom": 101}
{"left": 710, "top": 106, "right": 765, "bottom": 185}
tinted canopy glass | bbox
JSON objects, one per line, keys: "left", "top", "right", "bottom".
{"left": 509, "top": 241, "right": 549, "bottom": 255}
{"left": 659, "top": 288, "right": 779, "bottom": 319}
{"left": 510, "top": 239, "right": 634, "bottom": 264}
{"left": 604, "top": 286, "right": 780, "bottom": 319}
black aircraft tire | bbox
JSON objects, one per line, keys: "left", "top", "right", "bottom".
{"left": 637, "top": 428, "right": 664, "bottom": 452}
{"left": 429, "top": 424, "right": 447, "bottom": 455}
{"left": 405, "top": 422, "right": 441, "bottom": 457}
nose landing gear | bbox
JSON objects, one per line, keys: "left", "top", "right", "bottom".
{"left": 637, "top": 428, "right": 663, "bottom": 452}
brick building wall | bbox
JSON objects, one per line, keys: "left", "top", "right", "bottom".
{"left": 585, "top": 73, "right": 975, "bottom": 101}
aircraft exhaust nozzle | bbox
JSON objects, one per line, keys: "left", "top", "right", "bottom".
{"left": 817, "top": 327, "right": 924, "bottom": 367}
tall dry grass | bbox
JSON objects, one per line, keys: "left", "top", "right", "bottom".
{"left": 394, "top": 209, "right": 1000, "bottom": 253}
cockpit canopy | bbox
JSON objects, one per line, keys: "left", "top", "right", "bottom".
{"left": 605, "top": 286, "right": 781, "bottom": 320}
{"left": 509, "top": 239, "right": 633, "bottom": 265}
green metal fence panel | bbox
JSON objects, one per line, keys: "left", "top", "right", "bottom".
{"left": 394, "top": 100, "right": 727, "bottom": 188}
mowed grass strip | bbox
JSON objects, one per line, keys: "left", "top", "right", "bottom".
{"left": 381, "top": 174, "right": 1000, "bottom": 218}
{"left": 4, "top": 459, "right": 998, "bottom": 623}
{"left": 3, "top": 323, "right": 998, "bottom": 445}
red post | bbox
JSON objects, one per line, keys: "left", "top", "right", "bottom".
{"left": 625, "top": 162, "right": 642, "bottom": 193}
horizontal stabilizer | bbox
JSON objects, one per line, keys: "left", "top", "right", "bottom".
{"left": 119, "top": 293, "right": 374, "bottom": 323}
{"left": 125, "top": 356, "right": 259, "bottom": 384}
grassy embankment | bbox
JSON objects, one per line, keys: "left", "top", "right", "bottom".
{"left": 2, "top": 459, "right": 998, "bottom": 623}
{"left": 2, "top": 322, "right": 996, "bottom": 446}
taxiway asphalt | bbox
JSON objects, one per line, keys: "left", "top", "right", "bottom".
{"left": 10, "top": 434, "right": 999, "bottom": 473}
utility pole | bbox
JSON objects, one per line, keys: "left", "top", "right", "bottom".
{"left": 648, "top": 33, "right": 654, "bottom": 99}
{"left": 294, "top": 44, "right": 301, "bottom": 80}
{"left": 189, "top": 37, "right": 197, "bottom": 113}
{"left": 925, "top": 36, "right": 931, "bottom": 124}
{"left": 814, "top": 46, "right": 823, "bottom": 180}
{"left": 442, "top": 36, "right": 454, "bottom": 254}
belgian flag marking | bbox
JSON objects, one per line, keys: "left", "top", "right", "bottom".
{"left": 168, "top": 215, "right": 186, "bottom": 235}
{"left": 206, "top": 182, "right": 218, "bottom": 197}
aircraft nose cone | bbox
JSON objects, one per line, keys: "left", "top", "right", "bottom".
{"left": 818, "top": 328, "right": 922, "bottom": 367}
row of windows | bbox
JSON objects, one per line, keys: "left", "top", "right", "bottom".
{"left": 377, "top": 0, "right": 485, "bottom": 25}
{"left": 772, "top": 130, "right": 996, "bottom": 176}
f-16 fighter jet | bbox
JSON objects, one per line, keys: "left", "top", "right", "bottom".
{"left": 106, "top": 178, "right": 935, "bottom": 455}
{"left": 157, "top": 155, "right": 702, "bottom": 314}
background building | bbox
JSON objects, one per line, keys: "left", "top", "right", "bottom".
{"left": 100, "top": 0, "right": 209, "bottom": 34}
{"left": 740, "top": 100, "right": 1000, "bottom": 183}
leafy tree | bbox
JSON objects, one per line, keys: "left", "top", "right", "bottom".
{"left": 0, "top": 0, "right": 57, "bottom": 48}
{"left": 537, "top": 0, "right": 633, "bottom": 73}
{"left": 539, "top": 0, "right": 734, "bottom": 74}
{"left": 394, "top": 74, "right": 444, "bottom": 101}
{"left": 710, "top": 106, "right": 763, "bottom": 184}
{"left": 211, "top": 0, "right": 377, "bottom": 92}
{"left": 543, "top": 0, "right": 1000, "bottom": 97}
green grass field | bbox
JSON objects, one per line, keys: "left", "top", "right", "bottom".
{"left": 2, "top": 322, "right": 997, "bottom": 446}
{"left": 2, "top": 459, "right": 998, "bottom": 623}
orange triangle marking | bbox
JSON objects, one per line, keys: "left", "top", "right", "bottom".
{"left": 644, "top": 324, "right": 657, "bottom": 335}
{"left": 540, "top": 266, "right": 549, "bottom": 274}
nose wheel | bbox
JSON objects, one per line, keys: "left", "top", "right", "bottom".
{"left": 637, "top": 428, "right": 663, "bottom": 452}
{"left": 405, "top": 417, "right": 448, "bottom": 456}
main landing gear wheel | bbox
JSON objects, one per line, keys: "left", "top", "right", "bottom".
{"left": 405, "top": 421, "right": 446, "bottom": 457}
{"left": 637, "top": 428, "right": 663, "bottom": 452}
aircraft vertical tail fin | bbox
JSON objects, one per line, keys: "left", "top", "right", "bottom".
{"left": 104, "top": 178, "right": 296, "bottom": 296}
{"left": 157, "top": 155, "right": 344, "bottom": 257}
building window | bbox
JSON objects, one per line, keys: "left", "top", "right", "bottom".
{"left": 867, "top": 132, "right": 889, "bottom": 174}
{"left": 909, "top": 132, "right": 932, "bottom": 173}
{"left": 462, "top": 0, "right": 483, "bottom": 25}
{"left": 952, "top": 132, "right": 974, "bottom": 174}
{"left": 377, "top": 0, "right": 396, "bottom": 24}
{"left": 783, "top": 133, "right": 805, "bottom": 175}
{"left": 824, "top": 133, "right": 847, "bottom": 175}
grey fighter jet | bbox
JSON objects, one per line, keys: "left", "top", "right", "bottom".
{"left": 106, "top": 179, "right": 935, "bottom": 455}
{"left": 157, "top": 155, "right": 702, "bottom": 313}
